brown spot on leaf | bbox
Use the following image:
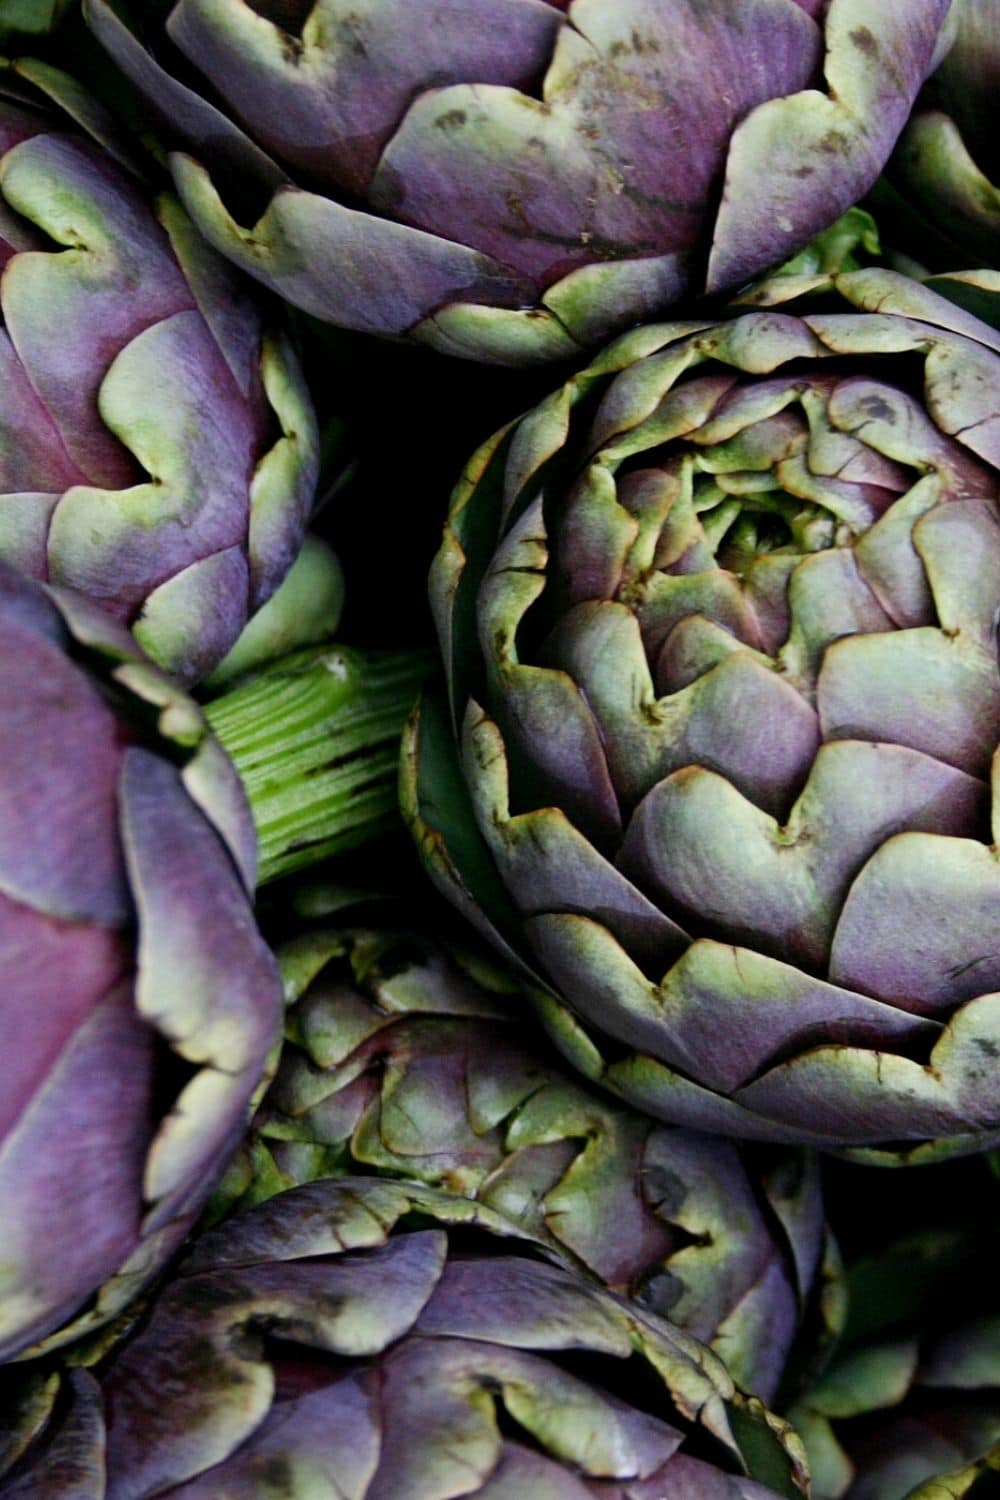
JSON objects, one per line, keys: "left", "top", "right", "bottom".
{"left": 861, "top": 394, "right": 896, "bottom": 423}
{"left": 849, "top": 26, "right": 878, "bottom": 56}
{"left": 609, "top": 30, "right": 662, "bottom": 58}
{"left": 435, "top": 110, "right": 468, "bottom": 131}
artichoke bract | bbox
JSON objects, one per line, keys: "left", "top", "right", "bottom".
{"left": 215, "top": 924, "right": 834, "bottom": 1401}
{"left": 0, "top": 1, "right": 72, "bottom": 42}
{"left": 904, "top": 1454, "right": 1000, "bottom": 1500}
{"left": 0, "top": 58, "right": 319, "bottom": 685}
{"left": 85, "top": 0, "right": 951, "bottom": 366}
{"left": 0, "top": 1178, "right": 810, "bottom": 1498}
{"left": 0, "top": 562, "right": 281, "bottom": 1363}
{"left": 880, "top": 0, "right": 1000, "bottom": 273}
{"left": 404, "top": 268, "right": 1000, "bottom": 1160}
{"left": 789, "top": 1221, "right": 1000, "bottom": 1499}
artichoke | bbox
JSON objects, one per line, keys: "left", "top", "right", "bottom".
{"left": 789, "top": 1214, "right": 1000, "bottom": 1499}
{"left": 214, "top": 923, "right": 835, "bottom": 1401}
{"left": 0, "top": 58, "right": 318, "bottom": 685}
{"left": 0, "top": 1178, "right": 810, "bottom": 1497}
{"left": 85, "top": 0, "right": 951, "bottom": 366}
{"left": 0, "top": 561, "right": 281, "bottom": 1363}
{"left": 879, "top": 0, "right": 1000, "bottom": 272}
{"left": 404, "top": 268, "right": 1000, "bottom": 1159}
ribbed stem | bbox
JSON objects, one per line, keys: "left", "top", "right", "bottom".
{"left": 205, "top": 645, "right": 430, "bottom": 886}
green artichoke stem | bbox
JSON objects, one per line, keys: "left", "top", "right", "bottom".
{"left": 205, "top": 644, "right": 431, "bottom": 885}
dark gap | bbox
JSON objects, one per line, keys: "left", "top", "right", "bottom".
{"left": 148, "top": 1043, "right": 203, "bottom": 1169}
{"left": 823, "top": 1153, "right": 999, "bottom": 1267}
{"left": 253, "top": 831, "right": 441, "bottom": 943}
{"left": 69, "top": 649, "right": 190, "bottom": 770}
{"left": 298, "top": 322, "right": 560, "bottom": 655}
{"left": 245, "top": 0, "right": 313, "bottom": 35}
{"left": 740, "top": 1014, "right": 941, "bottom": 1086}
{"left": 0, "top": 1366, "right": 85, "bottom": 1486}
{"left": 539, "top": 1346, "right": 746, "bottom": 1473}
{"left": 389, "top": 1217, "right": 551, "bottom": 1262}
{"left": 256, "top": 1335, "right": 359, "bottom": 1401}
{"left": 629, "top": 1171, "right": 708, "bottom": 1318}
{"left": 356, "top": 936, "right": 433, "bottom": 988}
{"left": 484, "top": 1349, "right": 740, "bottom": 1475}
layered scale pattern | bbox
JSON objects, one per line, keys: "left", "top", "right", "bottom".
{"left": 216, "top": 925, "right": 832, "bottom": 1400}
{"left": 86, "top": 0, "right": 951, "bottom": 364}
{"left": 0, "top": 1179, "right": 808, "bottom": 1498}
{"left": 406, "top": 270, "right": 1000, "bottom": 1158}
{"left": 0, "top": 61, "right": 318, "bottom": 684}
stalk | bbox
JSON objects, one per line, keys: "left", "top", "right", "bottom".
{"left": 205, "top": 644, "right": 430, "bottom": 885}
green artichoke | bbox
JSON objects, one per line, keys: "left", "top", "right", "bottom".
{"left": 0, "top": 1178, "right": 809, "bottom": 1497}
{"left": 85, "top": 0, "right": 952, "bottom": 365}
{"left": 0, "top": 58, "right": 318, "bottom": 684}
{"left": 790, "top": 1214, "right": 1000, "bottom": 1498}
{"left": 879, "top": 0, "right": 1000, "bottom": 272}
{"left": 214, "top": 923, "right": 837, "bottom": 1401}
{"left": 404, "top": 268, "right": 1000, "bottom": 1160}
{"left": 0, "top": 1, "right": 72, "bottom": 42}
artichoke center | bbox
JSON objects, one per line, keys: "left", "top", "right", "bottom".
{"left": 692, "top": 473, "right": 847, "bottom": 577}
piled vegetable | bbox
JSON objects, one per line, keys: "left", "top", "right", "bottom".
{"left": 0, "top": 3, "right": 996, "bottom": 1497}
{"left": 0, "top": 58, "right": 318, "bottom": 684}
{"left": 404, "top": 269, "right": 1000, "bottom": 1159}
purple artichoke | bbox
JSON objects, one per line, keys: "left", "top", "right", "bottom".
{"left": 214, "top": 923, "right": 835, "bottom": 1401}
{"left": 403, "top": 268, "right": 1000, "bottom": 1159}
{"left": 0, "top": 562, "right": 281, "bottom": 1363}
{"left": 879, "top": 0, "right": 1000, "bottom": 273}
{"left": 0, "top": 58, "right": 319, "bottom": 685}
{"left": 0, "top": 1178, "right": 809, "bottom": 1497}
{"left": 85, "top": 0, "right": 951, "bottom": 366}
